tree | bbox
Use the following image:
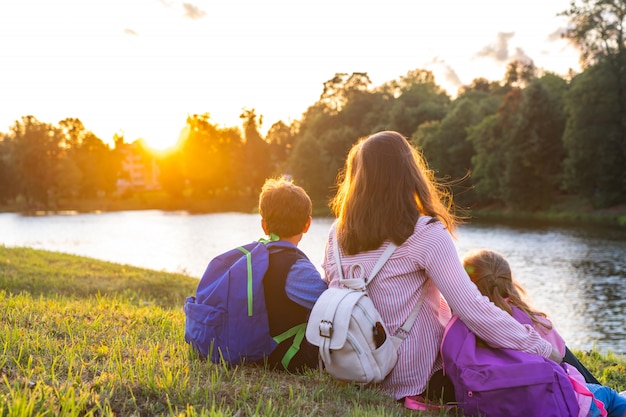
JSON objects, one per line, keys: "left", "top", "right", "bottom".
{"left": 466, "top": 115, "right": 506, "bottom": 202}
{"left": 265, "top": 121, "right": 296, "bottom": 175}
{"left": 562, "top": 63, "right": 626, "bottom": 206}
{"left": 53, "top": 155, "right": 83, "bottom": 199}
{"left": 560, "top": 0, "right": 626, "bottom": 206}
{"left": 6, "top": 116, "right": 61, "bottom": 207}
{"left": 560, "top": 0, "right": 626, "bottom": 67}
{"left": 381, "top": 69, "right": 450, "bottom": 138}
{"left": 413, "top": 88, "right": 502, "bottom": 206}
{"left": 179, "top": 113, "right": 244, "bottom": 197}
{"left": 0, "top": 135, "right": 18, "bottom": 203}
{"left": 157, "top": 149, "right": 186, "bottom": 198}
{"left": 58, "top": 118, "right": 87, "bottom": 149}
{"left": 502, "top": 79, "right": 567, "bottom": 209}
{"left": 73, "top": 132, "right": 121, "bottom": 197}
{"left": 503, "top": 60, "right": 537, "bottom": 88}
{"left": 241, "top": 108, "right": 271, "bottom": 195}
{"left": 319, "top": 72, "right": 372, "bottom": 115}
{"left": 289, "top": 126, "right": 358, "bottom": 208}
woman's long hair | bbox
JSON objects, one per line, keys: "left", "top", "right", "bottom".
{"left": 462, "top": 249, "right": 551, "bottom": 329}
{"left": 330, "top": 131, "right": 458, "bottom": 254}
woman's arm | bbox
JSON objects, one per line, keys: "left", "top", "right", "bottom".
{"left": 419, "top": 222, "right": 560, "bottom": 361}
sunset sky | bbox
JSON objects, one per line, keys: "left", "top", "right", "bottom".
{"left": 0, "top": 0, "right": 581, "bottom": 150}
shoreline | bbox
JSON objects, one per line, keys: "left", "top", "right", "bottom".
{"left": 2, "top": 191, "right": 626, "bottom": 228}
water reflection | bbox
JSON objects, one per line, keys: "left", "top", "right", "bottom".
{"left": 0, "top": 211, "right": 624, "bottom": 354}
{"left": 451, "top": 222, "right": 626, "bottom": 354}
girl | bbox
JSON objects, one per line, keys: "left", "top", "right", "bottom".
{"left": 322, "top": 131, "right": 561, "bottom": 408}
{"left": 462, "top": 248, "right": 626, "bottom": 417}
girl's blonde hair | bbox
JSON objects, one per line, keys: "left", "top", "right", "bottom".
{"left": 330, "top": 131, "right": 459, "bottom": 255}
{"left": 462, "top": 249, "right": 551, "bottom": 329}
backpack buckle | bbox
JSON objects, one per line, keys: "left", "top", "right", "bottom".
{"left": 319, "top": 320, "right": 333, "bottom": 338}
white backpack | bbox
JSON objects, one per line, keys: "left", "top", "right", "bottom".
{"left": 306, "top": 239, "right": 426, "bottom": 385}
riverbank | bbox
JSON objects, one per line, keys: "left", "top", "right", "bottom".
{"left": 3, "top": 192, "right": 626, "bottom": 228}
{"left": 1, "top": 246, "right": 625, "bottom": 416}
{"left": 468, "top": 198, "right": 626, "bottom": 228}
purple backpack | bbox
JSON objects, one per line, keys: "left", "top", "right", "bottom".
{"left": 441, "top": 306, "right": 580, "bottom": 417}
{"left": 184, "top": 241, "right": 276, "bottom": 365}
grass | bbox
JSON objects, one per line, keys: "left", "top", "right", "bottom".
{"left": 1, "top": 245, "right": 625, "bottom": 416}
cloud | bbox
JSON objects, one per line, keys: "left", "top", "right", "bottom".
{"left": 429, "top": 57, "right": 462, "bottom": 87}
{"left": 182, "top": 3, "right": 206, "bottom": 20}
{"left": 473, "top": 32, "right": 533, "bottom": 65}
{"left": 124, "top": 28, "right": 139, "bottom": 36}
{"left": 474, "top": 32, "right": 515, "bottom": 62}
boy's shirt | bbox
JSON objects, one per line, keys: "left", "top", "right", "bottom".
{"left": 272, "top": 240, "right": 327, "bottom": 309}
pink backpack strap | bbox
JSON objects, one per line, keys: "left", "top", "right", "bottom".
{"left": 565, "top": 363, "right": 607, "bottom": 417}
{"left": 404, "top": 395, "right": 455, "bottom": 412}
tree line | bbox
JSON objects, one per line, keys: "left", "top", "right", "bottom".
{"left": 1, "top": 0, "right": 624, "bottom": 212}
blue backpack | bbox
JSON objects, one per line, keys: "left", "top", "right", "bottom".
{"left": 184, "top": 239, "right": 294, "bottom": 366}
{"left": 441, "top": 306, "right": 580, "bottom": 417}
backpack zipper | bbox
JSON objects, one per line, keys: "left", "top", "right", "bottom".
{"left": 355, "top": 302, "right": 376, "bottom": 327}
{"left": 347, "top": 333, "right": 362, "bottom": 355}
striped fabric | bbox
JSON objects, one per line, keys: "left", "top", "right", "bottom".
{"left": 322, "top": 217, "right": 554, "bottom": 400}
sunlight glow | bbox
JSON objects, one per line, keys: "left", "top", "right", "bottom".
{"left": 0, "top": 0, "right": 581, "bottom": 149}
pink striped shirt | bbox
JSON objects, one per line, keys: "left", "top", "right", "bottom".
{"left": 322, "top": 217, "right": 554, "bottom": 400}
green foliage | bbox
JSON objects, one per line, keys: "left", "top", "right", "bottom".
{"left": 0, "top": 116, "right": 123, "bottom": 211}
{"left": 265, "top": 121, "right": 296, "bottom": 175}
{"left": 414, "top": 87, "right": 502, "bottom": 207}
{"left": 288, "top": 69, "right": 452, "bottom": 208}
{"left": 382, "top": 69, "right": 451, "bottom": 138}
{"left": 502, "top": 78, "right": 567, "bottom": 210}
{"left": 289, "top": 126, "right": 358, "bottom": 208}
{"left": 1, "top": 31, "right": 626, "bottom": 216}
{"left": 467, "top": 114, "right": 504, "bottom": 200}
{"left": 562, "top": 61, "right": 626, "bottom": 207}
{"left": 5, "top": 116, "right": 61, "bottom": 207}
{"left": 241, "top": 109, "right": 273, "bottom": 196}
{"left": 571, "top": 348, "right": 626, "bottom": 391}
{"left": 181, "top": 114, "right": 241, "bottom": 196}
{"left": 560, "top": 0, "right": 626, "bottom": 68}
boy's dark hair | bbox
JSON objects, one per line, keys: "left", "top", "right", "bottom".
{"left": 259, "top": 177, "right": 312, "bottom": 238}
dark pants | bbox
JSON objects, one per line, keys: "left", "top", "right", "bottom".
{"left": 563, "top": 346, "right": 601, "bottom": 385}
{"left": 420, "top": 369, "right": 457, "bottom": 403}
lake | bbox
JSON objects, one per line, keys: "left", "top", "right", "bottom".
{"left": 1, "top": 210, "right": 625, "bottom": 355}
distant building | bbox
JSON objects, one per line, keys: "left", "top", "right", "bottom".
{"left": 116, "top": 140, "right": 161, "bottom": 192}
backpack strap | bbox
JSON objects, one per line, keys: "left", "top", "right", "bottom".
{"left": 333, "top": 234, "right": 397, "bottom": 290}
{"left": 272, "top": 323, "right": 307, "bottom": 370}
{"left": 333, "top": 230, "right": 427, "bottom": 342}
{"left": 394, "top": 280, "right": 429, "bottom": 340}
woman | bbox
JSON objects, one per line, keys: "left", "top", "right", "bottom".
{"left": 322, "top": 131, "right": 561, "bottom": 406}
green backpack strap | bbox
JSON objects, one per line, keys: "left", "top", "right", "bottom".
{"left": 273, "top": 323, "right": 307, "bottom": 370}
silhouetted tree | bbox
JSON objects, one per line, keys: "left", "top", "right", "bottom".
{"left": 6, "top": 116, "right": 61, "bottom": 207}
{"left": 265, "top": 120, "right": 296, "bottom": 175}
{"left": 180, "top": 113, "right": 244, "bottom": 197}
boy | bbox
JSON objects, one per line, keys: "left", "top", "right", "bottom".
{"left": 258, "top": 177, "right": 327, "bottom": 372}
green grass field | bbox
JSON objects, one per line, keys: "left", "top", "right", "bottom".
{"left": 1, "top": 245, "right": 624, "bottom": 416}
